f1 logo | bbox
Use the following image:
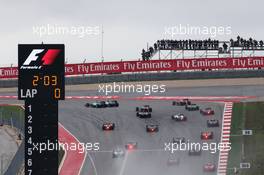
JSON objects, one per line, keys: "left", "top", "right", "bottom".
{"left": 22, "top": 49, "right": 44, "bottom": 65}
{"left": 21, "top": 49, "right": 61, "bottom": 69}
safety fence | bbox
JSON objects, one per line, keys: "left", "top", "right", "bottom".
{"left": 0, "top": 56, "right": 264, "bottom": 79}
{"left": 0, "top": 69, "right": 264, "bottom": 88}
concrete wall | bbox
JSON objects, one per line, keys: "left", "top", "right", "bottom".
{"left": 0, "top": 69, "right": 264, "bottom": 88}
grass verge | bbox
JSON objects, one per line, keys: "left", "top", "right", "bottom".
{"left": 227, "top": 102, "right": 264, "bottom": 175}
{"left": 0, "top": 105, "right": 65, "bottom": 169}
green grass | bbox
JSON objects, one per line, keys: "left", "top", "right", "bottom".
{"left": 227, "top": 102, "right": 264, "bottom": 175}
{"left": 0, "top": 105, "right": 24, "bottom": 125}
{"left": 0, "top": 105, "right": 24, "bottom": 135}
{"left": 0, "top": 105, "right": 65, "bottom": 166}
{"left": 230, "top": 103, "right": 244, "bottom": 134}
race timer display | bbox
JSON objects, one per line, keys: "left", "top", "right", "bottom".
{"left": 18, "top": 44, "right": 65, "bottom": 175}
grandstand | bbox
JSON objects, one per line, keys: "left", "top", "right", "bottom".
{"left": 142, "top": 36, "right": 264, "bottom": 60}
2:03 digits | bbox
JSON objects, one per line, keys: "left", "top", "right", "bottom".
{"left": 32, "top": 75, "right": 57, "bottom": 86}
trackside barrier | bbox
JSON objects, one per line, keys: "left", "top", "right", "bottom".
{"left": 4, "top": 140, "right": 24, "bottom": 175}
{"left": 0, "top": 69, "right": 264, "bottom": 88}
{"left": 0, "top": 105, "right": 24, "bottom": 175}
{"left": 1, "top": 56, "right": 264, "bottom": 79}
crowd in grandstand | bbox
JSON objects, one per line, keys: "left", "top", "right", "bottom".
{"left": 141, "top": 46, "right": 156, "bottom": 61}
{"left": 157, "top": 39, "right": 219, "bottom": 50}
{"left": 142, "top": 36, "right": 264, "bottom": 60}
{"left": 230, "top": 36, "right": 263, "bottom": 49}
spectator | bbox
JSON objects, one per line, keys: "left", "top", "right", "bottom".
{"left": 223, "top": 42, "right": 228, "bottom": 52}
{"left": 154, "top": 43, "right": 157, "bottom": 51}
{"left": 142, "top": 49, "right": 146, "bottom": 60}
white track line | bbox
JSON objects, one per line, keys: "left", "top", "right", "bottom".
{"left": 217, "top": 102, "right": 233, "bottom": 175}
{"left": 58, "top": 145, "right": 67, "bottom": 173}
{"left": 119, "top": 152, "right": 129, "bottom": 175}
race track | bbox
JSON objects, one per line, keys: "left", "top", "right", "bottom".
{"left": 58, "top": 84, "right": 264, "bottom": 175}
{"left": 59, "top": 99, "right": 223, "bottom": 175}
{"left": 1, "top": 84, "right": 264, "bottom": 175}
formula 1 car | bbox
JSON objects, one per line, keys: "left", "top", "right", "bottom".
{"left": 125, "top": 142, "right": 138, "bottom": 150}
{"left": 102, "top": 123, "right": 115, "bottom": 131}
{"left": 203, "top": 163, "right": 216, "bottom": 172}
{"left": 185, "top": 104, "right": 199, "bottom": 111}
{"left": 188, "top": 148, "right": 202, "bottom": 156}
{"left": 200, "top": 107, "right": 215, "bottom": 115}
{"left": 112, "top": 148, "right": 125, "bottom": 158}
{"left": 171, "top": 113, "right": 187, "bottom": 121}
{"left": 207, "top": 119, "right": 219, "bottom": 127}
{"left": 167, "top": 157, "right": 180, "bottom": 166}
{"left": 172, "top": 99, "right": 191, "bottom": 106}
{"left": 136, "top": 111, "right": 151, "bottom": 118}
{"left": 172, "top": 137, "right": 186, "bottom": 144}
{"left": 201, "top": 131, "right": 213, "bottom": 140}
{"left": 85, "top": 101, "right": 106, "bottom": 108}
{"left": 136, "top": 105, "right": 152, "bottom": 112}
{"left": 146, "top": 124, "right": 159, "bottom": 132}
{"left": 105, "top": 100, "right": 119, "bottom": 107}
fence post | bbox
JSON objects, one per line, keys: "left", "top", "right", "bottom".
{"left": 0, "top": 108, "right": 2, "bottom": 125}
{"left": 1, "top": 154, "right": 3, "bottom": 175}
{"left": 10, "top": 118, "right": 13, "bottom": 129}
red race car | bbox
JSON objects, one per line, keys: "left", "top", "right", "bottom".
{"left": 201, "top": 131, "right": 213, "bottom": 140}
{"left": 102, "top": 123, "right": 115, "bottom": 131}
{"left": 200, "top": 107, "right": 215, "bottom": 115}
{"left": 125, "top": 142, "right": 138, "bottom": 150}
{"left": 203, "top": 163, "right": 216, "bottom": 172}
{"left": 146, "top": 124, "right": 159, "bottom": 132}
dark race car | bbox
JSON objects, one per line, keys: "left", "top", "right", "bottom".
{"left": 200, "top": 107, "right": 215, "bottom": 115}
{"left": 171, "top": 113, "right": 187, "bottom": 121}
{"left": 172, "top": 137, "right": 186, "bottom": 144}
{"left": 85, "top": 101, "right": 106, "bottom": 108}
{"left": 146, "top": 124, "right": 159, "bottom": 132}
{"left": 102, "top": 123, "right": 115, "bottom": 131}
{"left": 136, "top": 105, "right": 152, "bottom": 112}
{"left": 188, "top": 148, "right": 202, "bottom": 156}
{"left": 167, "top": 157, "right": 180, "bottom": 166}
{"left": 112, "top": 148, "right": 125, "bottom": 158}
{"left": 185, "top": 104, "right": 199, "bottom": 111}
{"left": 203, "top": 163, "right": 216, "bottom": 172}
{"left": 105, "top": 100, "right": 119, "bottom": 107}
{"left": 201, "top": 131, "right": 213, "bottom": 140}
{"left": 125, "top": 142, "right": 138, "bottom": 150}
{"left": 172, "top": 99, "right": 191, "bottom": 106}
{"left": 207, "top": 119, "right": 219, "bottom": 127}
{"left": 137, "top": 111, "right": 151, "bottom": 118}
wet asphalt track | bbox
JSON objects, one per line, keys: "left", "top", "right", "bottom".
{"left": 59, "top": 99, "right": 223, "bottom": 175}
{"left": 1, "top": 84, "right": 264, "bottom": 175}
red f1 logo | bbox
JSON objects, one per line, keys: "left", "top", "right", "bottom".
{"left": 41, "top": 49, "right": 61, "bottom": 65}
